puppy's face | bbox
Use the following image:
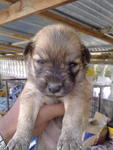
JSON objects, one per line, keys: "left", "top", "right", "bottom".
{"left": 25, "top": 24, "right": 90, "bottom": 97}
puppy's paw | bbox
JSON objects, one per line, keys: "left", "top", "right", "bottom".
{"left": 57, "top": 135, "right": 82, "bottom": 150}
{"left": 7, "top": 136, "right": 30, "bottom": 150}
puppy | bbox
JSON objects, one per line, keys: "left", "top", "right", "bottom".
{"left": 7, "top": 24, "right": 91, "bottom": 150}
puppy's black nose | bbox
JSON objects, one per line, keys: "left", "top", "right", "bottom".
{"left": 48, "top": 83, "right": 62, "bottom": 93}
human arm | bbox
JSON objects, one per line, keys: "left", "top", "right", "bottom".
{"left": 0, "top": 99, "right": 64, "bottom": 144}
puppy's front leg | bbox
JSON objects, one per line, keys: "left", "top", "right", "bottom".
{"left": 7, "top": 82, "right": 42, "bottom": 150}
{"left": 57, "top": 93, "right": 90, "bottom": 150}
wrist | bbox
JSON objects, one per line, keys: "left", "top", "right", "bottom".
{"left": 0, "top": 117, "right": 15, "bottom": 144}
{"left": 0, "top": 99, "right": 19, "bottom": 144}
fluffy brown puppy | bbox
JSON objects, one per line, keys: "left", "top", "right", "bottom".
{"left": 7, "top": 24, "right": 91, "bottom": 150}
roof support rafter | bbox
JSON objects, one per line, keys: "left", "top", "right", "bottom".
{"left": 0, "top": 0, "right": 76, "bottom": 25}
{"left": 38, "top": 11, "right": 113, "bottom": 44}
{"left": 0, "top": 43, "right": 23, "bottom": 51}
{"left": 0, "top": 0, "right": 113, "bottom": 50}
{"left": 92, "top": 54, "right": 113, "bottom": 59}
{"left": 91, "top": 61, "right": 113, "bottom": 65}
{"left": 0, "top": 0, "right": 76, "bottom": 42}
{"left": 101, "top": 27, "right": 113, "bottom": 34}
{"left": 0, "top": 28, "right": 30, "bottom": 40}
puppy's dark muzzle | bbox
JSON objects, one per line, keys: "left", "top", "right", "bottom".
{"left": 48, "top": 83, "right": 62, "bottom": 93}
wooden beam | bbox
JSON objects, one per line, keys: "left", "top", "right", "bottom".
{"left": 0, "top": 47, "right": 23, "bottom": 53}
{"left": 0, "top": 51, "right": 16, "bottom": 54}
{"left": 0, "top": 0, "right": 75, "bottom": 43}
{"left": 1, "top": 0, "right": 113, "bottom": 45}
{"left": 38, "top": 11, "right": 113, "bottom": 44}
{"left": 90, "top": 49, "right": 113, "bottom": 53}
{"left": 91, "top": 61, "right": 113, "bottom": 65}
{"left": 0, "top": 0, "right": 76, "bottom": 25}
{"left": 100, "top": 27, "right": 113, "bottom": 34}
{"left": 91, "top": 54, "right": 113, "bottom": 59}
{"left": 0, "top": 54, "right": 24, "bottom": 60}
{"left": 0, "top": 29, "right": 30, "bottom": 40}
{"left": 0, "top": 43, "right": 23, "bottom": 50}
{"left": 90, "top": 50, "right": 113, "bottom": 53}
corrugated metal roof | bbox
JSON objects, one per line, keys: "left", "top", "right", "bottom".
{"left": 54, "top": 0, "right": 113, "bottom": 29}
{"left": 0, "top": 14, "right": 54, "bottom": 47}
{"left": 0, "top": 0, "right": 113, "bottom": 54}
{"left": 4, "top": 16, "right": 53, "bottom": 36}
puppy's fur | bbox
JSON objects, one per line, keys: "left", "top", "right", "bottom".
{"left": 7, "top": 24, "right": 91, "bottom": 150}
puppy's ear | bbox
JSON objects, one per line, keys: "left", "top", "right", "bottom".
{"left": 24, "top": 42, "right": 33, "bottom": 56}
{"left": 81, "top": 45, "right": 91, "bottom": 65}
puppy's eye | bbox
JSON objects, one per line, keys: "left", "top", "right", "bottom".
{"left": 69, "top": 62, "right": 78, "bottom": 68}
{"left": 37, "top": 59, "right": 45, "bottom": 64}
